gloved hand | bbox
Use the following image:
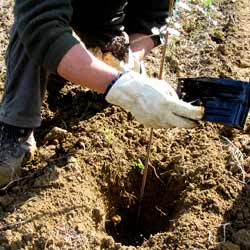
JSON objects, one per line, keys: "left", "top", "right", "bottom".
{"left": 105, "top": 71, "right": 204, "bottom": 128}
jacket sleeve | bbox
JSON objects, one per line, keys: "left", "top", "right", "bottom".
{"left": 124, "top": 0, "right": 172, "bottom": 46}
{"left": 14, "top": 0, "right": 79, "bottom": 73}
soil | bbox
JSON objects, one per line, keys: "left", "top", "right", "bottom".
{"left": 102, "top": 34, "right": 129, "bottom": 61}
{"left": 0, "top": 0, "right": 250, "bottom": 249}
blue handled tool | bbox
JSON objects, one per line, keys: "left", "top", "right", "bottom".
{"left": 177, "top": 77, "right": 250, "bottom": 129}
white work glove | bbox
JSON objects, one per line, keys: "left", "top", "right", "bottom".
{"left": 121, "top": 48, "right": 143, "bottom": 73}
{"left": 105, "top": 72, "right": 204, "bottom": 128}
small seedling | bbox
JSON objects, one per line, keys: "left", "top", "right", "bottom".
{"left": 201, "top": 0, "right": 213, "bottom": 8}
{"left": 100, "top": 127, "right": 113, "bottom": 144}
{"left": 199, "top": 0, "right": 213, "bottom": 16}
{"left": 131, "top": 161, "right": 145, "bottom": 170}
{"left": 61, "top": 120, "right": 68, "bottom": 130}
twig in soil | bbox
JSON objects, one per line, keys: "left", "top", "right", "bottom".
{"left": 155, "top": 206, "right": 168, "bottom": 217}
{"left": 160, "top": 169, "right": 171, "bottom": 176}
{"left": 136, "top": 0, "right": 176, "bottom": 228}
{"left": 0, "top": 218, "right": 31, "bottom": 231}
{"left": 0, "top": 175, "right": 30, "bottom": 191}
{"left": 136, "top": 129, "right": 154, "bottom": 227}
{"left": 220, "top": 136, "right": 246, "bottom": 184}
{"left": 150, "top": 165, "right": 165, "bottom": 185}
{"left": 246, "top": 178, "right": 250, "bottom": 184}
{"left": 165, "top": 175, "right": 173, "bottom": 189}
{"left": 231, "top": 175, "right": 248, "bottom": 185}
{"left": 218, "top": 222, "right": 231, "bottom": 243}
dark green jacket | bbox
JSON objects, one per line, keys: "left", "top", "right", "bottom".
{"left": 14, "top": 0, "right": 171, "bottom": 73}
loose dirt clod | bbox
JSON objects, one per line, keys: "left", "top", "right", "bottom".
{"left": 102, "top": 34, "right": 129, "bottom": 61}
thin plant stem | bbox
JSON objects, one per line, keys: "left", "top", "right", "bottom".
{"left": 136, "top": 0, "right": 175, "bottom": 228}
{"left": 136, "top": 129, "right": 154, "bottom": 226}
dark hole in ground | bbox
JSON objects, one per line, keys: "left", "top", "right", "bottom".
{"left": 105, "top": 169, "right": 187, "bottom": 246}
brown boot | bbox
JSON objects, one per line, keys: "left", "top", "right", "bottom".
{"left": 0, "top": 123, "right": 37, "bottom": 187}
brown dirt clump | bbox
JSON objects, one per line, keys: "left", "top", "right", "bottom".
{"left": 102, "top": 34, "right": 129, "bottom": 61}
{"left": 0, "top": 0, "right": 250, "bottom": 249}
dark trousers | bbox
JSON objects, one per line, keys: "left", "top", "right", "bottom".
{"left": 0, "top": 23, "right": 49, "bottom": 128}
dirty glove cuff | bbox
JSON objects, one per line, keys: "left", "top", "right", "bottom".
{"left": 104, "top": 72, "right": 128, "bottom": 98}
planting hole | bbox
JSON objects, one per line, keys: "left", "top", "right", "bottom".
{"left": 105, "top": 170, "right": 187, "bottom": 246}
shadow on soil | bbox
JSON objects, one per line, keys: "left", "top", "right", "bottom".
{"left": 37, "top": 75, "right": 109, "bottom": 144}
{"left": 217, "top": 183, "right": 250, "bottom": 249}
{"left": 216, "top": 127, "right": 250, "bottom": 249}
{"left": 103, "top": 162, "right": 189, "bottom": 246}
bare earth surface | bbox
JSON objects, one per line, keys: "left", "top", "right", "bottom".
{"left": 0, "top": 0, "right": 250, "bottom": 249}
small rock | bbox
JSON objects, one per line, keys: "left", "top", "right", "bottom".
{"left": 44, "top": 127, "right": 68, "bottom": 143}
{"left": 65, "top": 156, "right": 82, "bottom": 174}
{"left": 109, "top": 106, "right": 118, "bottom": 114}
{"left": 76, "top": 140, "right": 86, "bottom": 149}
{"left": 67, "top": 210, "right": 76, "bottom": 219}
{"left": 126, "top": 130, "right": 134, "bottom": 138}
{"left": 5, "top": 229, "right": 12, "bottom": 239}
{"left": 33, "top": 167, "right": 62, "bottom": 187}
{"left": 101, "top": 236, "right": 115, "bottom": 248}
{"left": 217, "top": 45, "right": 228, "bottom": 55}
{"left": 66, "top": 176, "right": 74, "bottom": 182}
{"left": 56, "top": 241, "right": 64, "bottom": 248}
{"left": 92, "top": 208, "right": 105, "bottom": 224}
{"left": 188, "top": 183, "right": 195, "bottom": 190}
{"left": 203, "top": 179, "right": 217, "bottom": 187}
{"left": 126, "top": 247, "right": 136, "bottom": 250}
{"left": 114, "top": 243, "right": 122, "bottom": 250}
{"left": 139, "top": 136, "right": 148, "bottom": 146}
{"left": 76, "top": 223, "right": 85, "bottom": 233}
{"left": 22, "top": 233, "right": 33, "bottom": 243}
{"left": 111, "top": 215, "right": 122, "bottom": 225}
{"left": 239, "top": 60, "right": 250, "bottom": 68}
{"left": 76, "top": 176, "right": 83, "bottom": 182}
{"left": 68, "top": 156, "right": 78, "bottom": 164}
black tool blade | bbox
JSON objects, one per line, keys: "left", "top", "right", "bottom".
{"left": 177, "top": 77, "right": 250, "bottom": 129}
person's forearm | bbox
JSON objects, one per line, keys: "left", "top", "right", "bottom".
{"left": 129, "top": 33, "right": 155, "bottom": 61}
{"left": 57, "top": 44, "right": 119, "bottom": 93}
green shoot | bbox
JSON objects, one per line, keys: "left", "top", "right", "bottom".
{"left": 61, "top": 120, "right": 68, "bottom": 130}
{"left": 131, "top": 161, "right": 145, "bottom": 170}
{"left": 106, "top": 130, "right": 113, "bottom": 144}
{"left": 100, "top": 127, "right": 113, "bottom": 144}
{"left": 201, "top": 0, "right": 213, "bottom": 8}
